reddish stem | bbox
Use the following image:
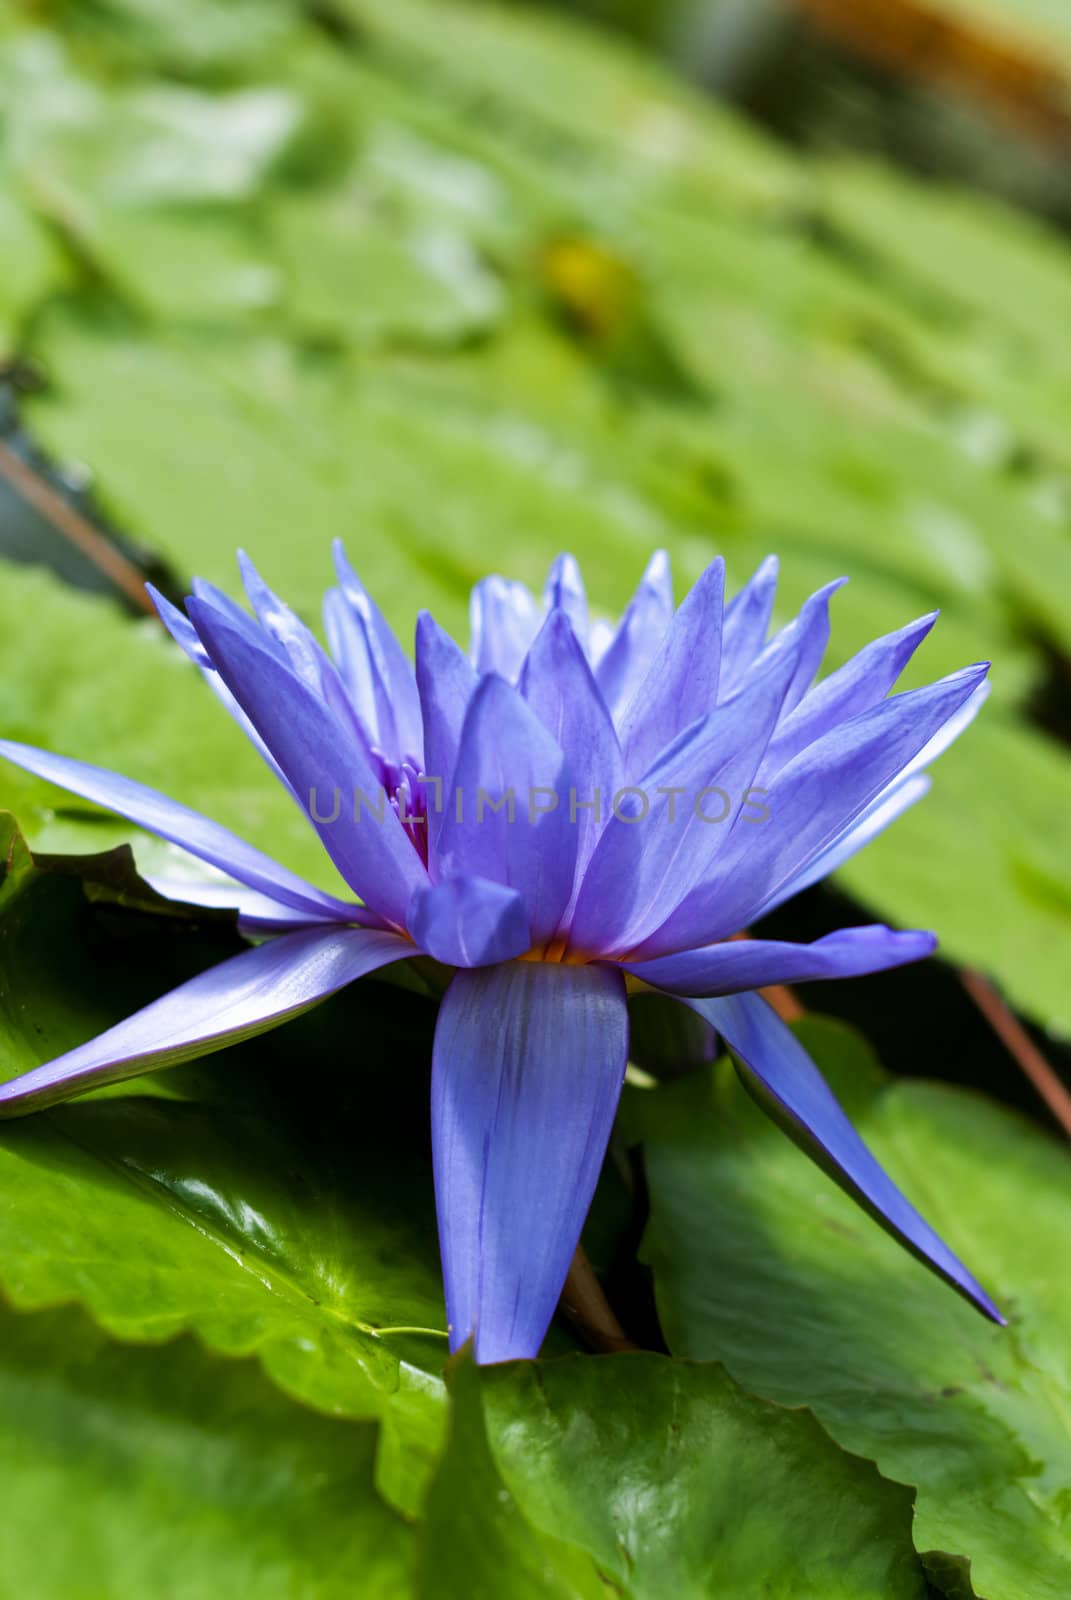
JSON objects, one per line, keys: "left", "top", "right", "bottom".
{"left": 0, "top": 438, "right": 156, "bottom": 617}
{"left": 960, "top": 968, "right": 1071, "bottom": 1138}
{"left": 558, "top": 1245, "right": 637, "bottom": 1354}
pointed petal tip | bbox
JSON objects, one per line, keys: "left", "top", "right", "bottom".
{"left": 731, "top": 553, "right": 779, "bottom": 594}
{"left": 332, "top": 537, "right": 362, "bottom": 593}
{"left": 148, "top": 586, "right": 213, "bottom": 668}
{"left": 469, "top": 668, "right": 510, "bottom": 705}
{"left": 644, "top": 548, "right": 671, "bottom": 583}
{"left": 864, "top": 925, "right": 938, "bottom": 961}
{"left": 897, "top": 609, "right": 940, "bottom": 651}
{"left": 236, "top": 549, "right": 270, "bottom": 613}
{"left": 542, "top": 604, "right": 578, "bottom": 641}
{"left": 956, "top": 661, "right": 991, "bottom": 692}
{"left": 957, "top": 1267, "right": 1006, "bottom": 1325}
{"left": 415, "top": 607, "right": 455, "bottom": 662}
{"left": 693, "top": 993, "right": 1006, "bottom": 1334}
{"left": 695, "top": 553, "right": 726, "bottom": 593}
{"left": 983, "top": 1295, "right": 1009, "bottom": 1327}
{"left": 0, "top": 925, "right": 413, "bottom": 1119}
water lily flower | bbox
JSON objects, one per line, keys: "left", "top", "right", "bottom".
{"left": 0, "top": 544, "right": 1002, "bottom": 1360}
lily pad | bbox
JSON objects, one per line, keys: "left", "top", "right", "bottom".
{"left": 421, "top": 1352, "right": 930, "bottom": 1599}
{"left": 0, "top": 813, "right": 449, "bottom": 1513}
{"left": 626, "top": 1016, "right": 1071, "bottom": 1599}
{"left": 0, "top": 1300, "right": 415, "bottom": 1597}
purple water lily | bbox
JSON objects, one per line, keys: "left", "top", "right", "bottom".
{"left": 0, "top": 544, "right": 1002, "bottom": 1360}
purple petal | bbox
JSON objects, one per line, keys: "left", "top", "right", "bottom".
{"left": 683, "top": 990, "right": 1004, "bottom": 1323}
{"left": 719, "top": 554, "right": 778, "bottom": 697}
{"left": 147, "top": 583, "right": 212, "bottom": 670}
{"left": 238, "top": 551, "right": 329, "bottom": 695}
{"left": 415, "top": 611, "right": 477, "bottom": 868}
{"left": 752, "top": 577, "right": 847, "bottom": 718}
{"left": 333, "top": 539, "right": 423, "bottom": 766}
{"left": 190, "top": 575, "right": 289, "bottom": 664}
{"left": 730, "top": 680, "right": 987, "bottom": 921}
{"left": 188, "top": 595, "right": 427, "bottom": 928}
{"left": 542, "top": 554, "right": 588, "bottom": 647}
{"left": 759, "top": 675, "right": 985, "bottom": 912}
{"left": 519, "top": 609, "right": 623, "bottom": 899}
{"left": 0, "top": 925, "right": 412, "bottom": 1117}
{"left": 595, "top": 549, "right": 673, "bottom": 723}
{"left": 618, "top": 557, "right": 725, "bottom": 777}
{"left": 145, "top": 876, "right": 371, "bottom": 935}
{"left": 587, "top": 616, "right": 615, "bottom": 666}
{"left": 409, "top": 876, "right": 530, "bottom": 967}
{"left": 895, "top": 676, "right": 990, "bottom": 782}
{"left": 626, "top": 925, "right": 936, "bottom": 997}
{"left": 755, "top": 774, "right": 931, "bottom": 915}
{"left": 232, "top": 554, "right": 384, "bottom": 773}
{"left": 764, "top": 611, "right": 938, "bottom": 772}
{"left": 469, "top": 575, "right": 541, "bottom": 679}
{"left": 432, "top": 960, "right": 629, "bottom": 1361}
{"left": 568, "top": 643, "right": 798, "bottom": 958}
{"left": 0, "top": 739, "right": 356, "bottom": 924}
{"left": 148, "top": 583, "right": 295, "bottom": 795}
{"left": 323, "top": 587, "right": 383, "bottom": 745}
{"left": 436, "top": 675, "right": 577, "bottom": 946}
{"left": 639, "top": 662, "right": 989, "bottom": 957}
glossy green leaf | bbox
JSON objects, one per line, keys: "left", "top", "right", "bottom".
{"left": 0, "top": 1301, "right": 414, "bottom": 1597}
{"left": 626, "top": 1016, "right": 1071, "bottom": 1599}
{"left": 422, "top": 1353, "right": 930, "bottom": 1599}
{"left": 419, "top": 1357, "right": 607, "bottom": 1599}
{"left": 0, "top": 813, "right": 449, "bottom": 1513}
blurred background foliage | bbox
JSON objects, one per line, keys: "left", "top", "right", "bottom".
{"left": 1, "top": 0, "right": 1069, "bottom": 1032}
{"left": 2, "top": 2, "right": 1071, "bottom": 1595}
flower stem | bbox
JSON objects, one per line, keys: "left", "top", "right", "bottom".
{"left": 0, "top": 437, "right": 157, "bottom": 616}
{"left": 960, "top": 967, "right": 1071, "bottom": 1138}
{"left": 558, "top": 1244, "right": 638, "bottom": 1354}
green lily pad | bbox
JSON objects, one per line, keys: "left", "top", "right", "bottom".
{"left": 626, "top": 1016, "right": 1071, "bottom": 1599}
{"left": 0, "top": 1300, "right": 414, "bottom": 1597}
{"left": 422, "top": 1352, "right": 930, "bottom": 1599}
{"left": 0, "top": 813, "right": 449, "bottom": 1514}
{"left": 273, "top": 193, "right": 505, "bottom": 348}
{"left": 419, "top": 1356, "right": 607, "bottom": 1599}
{"left": 0, "top": 187, "right": 68, "bottom": 351}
